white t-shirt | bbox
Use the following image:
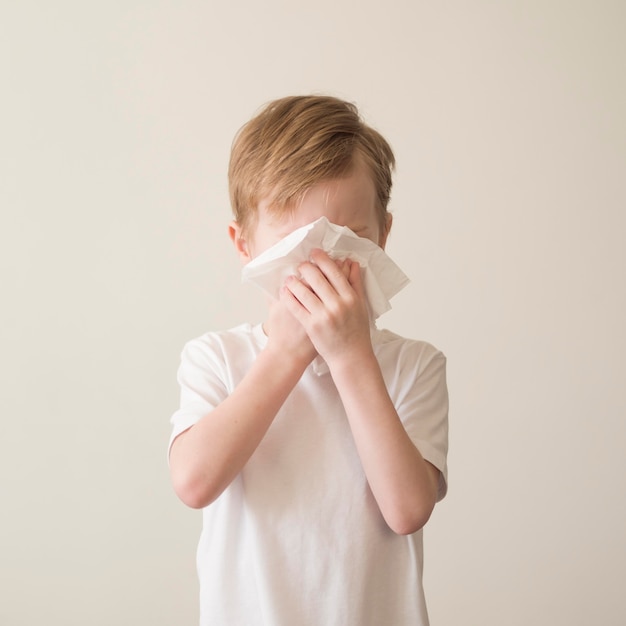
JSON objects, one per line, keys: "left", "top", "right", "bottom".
{"left": 170, "top": 323, "right": 448, "bottom": 626}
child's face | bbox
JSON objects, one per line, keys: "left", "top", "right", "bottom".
{"left": 230, "top": 159, "right": 392, "bottom": 263}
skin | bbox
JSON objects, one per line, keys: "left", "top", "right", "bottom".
{"left": 169, "top": 159, "right": 440, "bottom": 534}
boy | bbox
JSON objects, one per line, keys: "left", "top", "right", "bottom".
{"left": 169, "top": 95, "right": 449, "bottom": 625}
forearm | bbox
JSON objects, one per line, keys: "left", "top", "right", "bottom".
{"left": 170, "top": 346, "right": 307, "bottom": 509}
{"left": 281, "top": 252, "right": 440, "bottom": 532}
{"left": 329, "top": 348, "right": 439, "bottom": 535}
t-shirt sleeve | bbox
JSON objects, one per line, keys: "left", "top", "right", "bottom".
{"left": 168, "top": 336, "right": 230, "bottom": 458}
{"left": 394, "top": 344, "right": 449, "bottom": 501}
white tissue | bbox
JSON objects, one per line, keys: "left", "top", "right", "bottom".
{"left": 241, "top": 216, "right": 410, "bottom": 320}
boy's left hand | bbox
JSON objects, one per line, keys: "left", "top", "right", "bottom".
{"left": 280, "top": 248, "right": 372, "bottom": 364}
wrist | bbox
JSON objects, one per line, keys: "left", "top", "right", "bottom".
{"left": 263, "top": 340, "right": 315, "bottom": 375}
{"left": 325, "top": 342, "right": 377, "bottom": 375}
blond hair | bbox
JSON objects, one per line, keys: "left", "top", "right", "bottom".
{"left": 228, "top": 95, "right": 395, "bottom": 233}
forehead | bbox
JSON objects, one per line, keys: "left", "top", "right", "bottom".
{"left": 262, "top": 160, "right": 377, "bottom": 223}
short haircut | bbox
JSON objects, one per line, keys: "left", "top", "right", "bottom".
{"left": 228, "top": 95, "right": 395, "bottom": 233}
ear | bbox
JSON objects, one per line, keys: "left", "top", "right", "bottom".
{"left": 228, "top": 220, "right": 252, "bottom": 264}
{"left": 378, "top": 212, "right": 393, "bottom": 249}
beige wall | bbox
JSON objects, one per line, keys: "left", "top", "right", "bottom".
{"left": 2, "top": 1, "right": 624, "bottom": 624}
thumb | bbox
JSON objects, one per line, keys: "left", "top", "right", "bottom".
{"left": 348, "top": 260, "right": 366, "bottom": 299}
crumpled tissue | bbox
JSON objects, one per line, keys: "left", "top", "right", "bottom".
{"left": 241, "top": 216, "right": 410, "bottom": 320}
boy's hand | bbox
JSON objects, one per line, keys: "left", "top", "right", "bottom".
{"left": 280, "top": 249, "right": 372, "bottom": 365}
{"left": 264, "top": 296, "right": 317, "bottom": 367}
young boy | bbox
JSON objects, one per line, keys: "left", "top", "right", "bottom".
{"left": 169, "top": 95, "right": 449, "bottom": 625}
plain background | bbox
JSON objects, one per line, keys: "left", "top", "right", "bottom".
{"left": 2, "top": 1, "right": 624, "bottom": 625}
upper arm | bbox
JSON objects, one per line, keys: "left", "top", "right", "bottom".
{"left": 392, "top": 345, "right": 449, "bottom": 500}
{"left": 424, "top": 460, "right": 442, "bottom": 505}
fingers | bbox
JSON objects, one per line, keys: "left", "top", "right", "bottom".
{"left": 282, "top": 249, "right": 365, "bottom": 318}
{"left": 281, "top": 251, "right": 371, "bottom": 361}
{"left": 338, "top": 258, "right": 351, "bottom": 279}
{"left": 300, "top": 249, "right": 354, "bottom": 297}
{"left": 283, "top": 274, "right": 322, "bottom": 314}
{"left": 347, "top": 256, "right": 365, "bottom": 299}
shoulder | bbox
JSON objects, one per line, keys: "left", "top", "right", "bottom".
{"left": 179, "top": 323, "right": 264, "bottom": 369}
{"left": 182, "top": 323, "right": 261, "bottom": 354}
{"left": 373, "top": 328, "right": 446, "bottom": 375}
{"left": 175, "top": 323, "right": 265, "bottom": 393}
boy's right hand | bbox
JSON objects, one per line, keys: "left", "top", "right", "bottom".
{"left": 264, "top": 297, "right": 317, "bottom": 368}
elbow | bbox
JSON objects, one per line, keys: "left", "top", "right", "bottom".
{"left": 169, "top": 436, "right": 224, "bottom": 509}
{"left": 386, "top": 466, "right": 441, "bottom": 535}
{"left": 170, "top": 466, "right": 217, "bottom": 510}
{"left": 175, "top": 486, "right": 210, "bottom": 510}
{"left": 384, "top": 500, "right": 436, "bottom": 536}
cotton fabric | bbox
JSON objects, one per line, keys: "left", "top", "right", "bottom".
{"left": 170, "top": 323, "right": 448, "bottom": 626}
